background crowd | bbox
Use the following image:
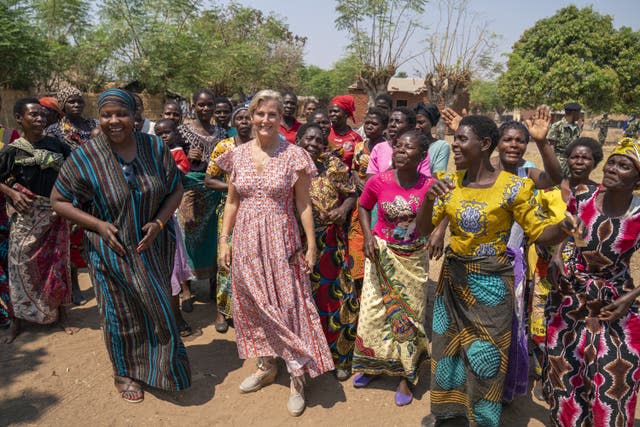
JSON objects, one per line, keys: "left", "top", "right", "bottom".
{"left": 0, "top": 84, "right": 639, "bottom": 427}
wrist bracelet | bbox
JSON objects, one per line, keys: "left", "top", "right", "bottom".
{"left": 218, "top": 234, "right": 231, "bottom": 243}
{"left": 155, "top": 218, "right": 164, "bottom": 230}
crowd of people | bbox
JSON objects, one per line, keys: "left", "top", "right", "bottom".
{"left": 0, "top": 85, "right": 639, "bottom": 427}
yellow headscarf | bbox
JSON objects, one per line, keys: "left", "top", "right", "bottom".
{"left": 610, "top": 137, "right": 640, "bottom": 173}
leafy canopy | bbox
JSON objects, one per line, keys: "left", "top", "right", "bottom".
{"left": 498, "top": 5, "right": 640, "bottom": 113}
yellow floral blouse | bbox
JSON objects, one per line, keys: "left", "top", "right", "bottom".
{"left": 351, "top": 140, "right": 371, "bottom": 180}
{"left": 310, "top": 154, "right": 356, "bottom": 224}
{"left": 206, "top": 137, "right": 236, "bottom": 178}
{"left": 433, "top": 170, "right": 551, "bottom": 256}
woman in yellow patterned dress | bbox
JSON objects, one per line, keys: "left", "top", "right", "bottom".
{"left": 204, "top": 106, "right": 252, "bottom": 332}
{"left": 419, "top": 115, "right": 577, "bottom": 427}
{"left": 297, "top": 123, "right": 359, "bottom": 381}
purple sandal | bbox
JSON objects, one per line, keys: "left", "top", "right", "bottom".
{"left": 395, "top": 389, "right": 413, "bottom": 406}
{"left": 352, "top": 373, "right": 377, "bottom": 388}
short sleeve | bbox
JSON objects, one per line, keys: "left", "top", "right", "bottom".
{"left": 359, "top": 175, "right": 381, "bottom": 210}
{"left": 55, "top": 148, "right": 95, "bottom": 205}
{"left": 290, "top": 146, "right": 317, "bottom": 186}
{"left": 206, "top": 139, "right": 231, "bottom": 177}
{"left": 326, "top": 155, "right": 356, "bottom": 197}
{"left": 512, "top": 178, "right": 554, "bottom": 242}
{"left": 417, "top": 154, "right": 432, "bottom": 177}
{"left": 0, "top": 146, "right": 17, "bottom": 183}
{"left": 432, "top": 172, "right": 457, "bottom": 227}
{"left": 366, "top": 144, "right": 381, "bottom": 175}
{"left": 215, "top": 148, "right": 235, "bottom": 174}
{"left": 429, "top": 141, "right": 450, "bottom": 174}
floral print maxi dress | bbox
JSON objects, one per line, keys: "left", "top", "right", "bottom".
{"left": 216, "top": 141, "right": 334, "bottom": 377}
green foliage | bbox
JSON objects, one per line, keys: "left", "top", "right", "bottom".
{"left": 498, "top": 5, "right": 640, "bottom": 113}
{"left": 0, "top": 2, "right": 49, "bottom": 89}
{"left": 469, "top": 80, "right": 504, "bottom": 114}
{"left": 298, "top": 55, "right": 361, "bottom": 102}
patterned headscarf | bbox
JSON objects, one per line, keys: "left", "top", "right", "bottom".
{"left": 57, "top": 86, "right": 83, "bottom": 109}
{"left": 231, "top": 105, "right": 249, "bottom": 123}
{"left": 330, "top": 95, "right": 356, "bottom": 121}
{"left": 97, "top": 89, "right": 136, "bottom": 113}
{"left": 610, "top": 137, "right": 640, "bottom": 173}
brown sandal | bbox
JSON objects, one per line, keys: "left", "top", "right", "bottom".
{"left": 114, "top": 376, "right": 144, "bottom": 403}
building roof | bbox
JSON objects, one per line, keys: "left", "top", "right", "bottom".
{"left": 387, "top": 77, "right": 426, "bottom": 94}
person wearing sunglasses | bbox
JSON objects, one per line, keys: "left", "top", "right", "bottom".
{"left": 51, "top": 89, "right": 190, "bottom": 404}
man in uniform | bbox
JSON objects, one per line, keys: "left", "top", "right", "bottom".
{"left": 548, "top": 102, "right": 581, "bottom": 177}
{"left": 597, "top": 113, "right": 611, "bottom": 145}
{"left": 624, "top": 114, "right": 639, "bottom": 138}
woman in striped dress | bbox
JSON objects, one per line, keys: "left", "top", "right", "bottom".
{"left": 51, "top": 89, "right": 190, "bottom": 403}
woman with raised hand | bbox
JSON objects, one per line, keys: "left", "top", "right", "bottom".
{"left": 419, "top": 115, "right": 574, "bottom": 427}
{"left": 216, "top": 90, "right": 333, "bottom": 417}
{"left": 543, "top": 137, "right": 640, "bottom": 427}
{"left": 204, "top": 105, "right": 252, "bottom": 333}
{"left": 352, "top": 130, "right": 435, "bottom": 407}
{"left": 51, "top": 89, "right": 190, "bottom": 403}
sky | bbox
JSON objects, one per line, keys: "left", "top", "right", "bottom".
{"left": 230, "top": 0, "right": 640, "bottom": 72}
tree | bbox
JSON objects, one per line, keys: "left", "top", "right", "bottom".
{"left": 419, "top": 0, "right": 499, "bottom": 110}
{"left": 0, "top": 2, "right": 49, "bottom": 89}
{"left": 469, "top": 80, "right": 504, "bottom": 114}
{"left": 498, "top": 6, "right": 640, "bottom": 113}
{"left": 335, "top": 0, "right": 427, "bottom": 104}
{"left": 298, "top": 55, "right": 362, "bottom": 102}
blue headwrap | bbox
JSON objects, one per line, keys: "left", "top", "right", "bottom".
{"left": 97, "top": 89, "right": 136, "bottom": 112}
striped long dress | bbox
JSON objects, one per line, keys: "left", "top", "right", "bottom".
{"left": 55, "top": 132, "right": 191, "bottom": 391}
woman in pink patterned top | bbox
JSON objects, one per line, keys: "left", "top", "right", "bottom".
{"left": 216, "top": 90, "right": 333, "bottom": 417}
{"left": 352, "top": 130, "right": 435, "bottom": 407}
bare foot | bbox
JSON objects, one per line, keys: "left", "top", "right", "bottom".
{"left": 1, "top": 319, "right": 21, "bottom": 344}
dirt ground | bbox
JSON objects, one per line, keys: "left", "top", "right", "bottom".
{"left": 2, "top": 129, "right": 640, "bottom": 427}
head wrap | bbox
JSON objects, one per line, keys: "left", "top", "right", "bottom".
{"left": 610, "top": 137, "right": 640, "bottom": 173}
{"left": 413, "top": 101, "right": 441, "bottom": 126}
{"left": 39, "top": 97, "right": 63, "bottom": 117}
{"left": 330, "top": 95, "right": 356, "bottom": 121}
{"left": 231, "top": 105, "right": 249, "bottom": 123}
{"left": 57, "top": 86, "right": 83, "bottom": 109}
{"left": 564, "top": 102, "right": 582, "bottom": 112}
{"left": 97, "top": 89, "right": 136, "bottom": 113}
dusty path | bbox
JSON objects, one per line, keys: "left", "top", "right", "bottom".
{"left": 2, "top": 274, "right": 556, "bottom": 427}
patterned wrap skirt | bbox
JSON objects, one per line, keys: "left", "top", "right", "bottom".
{"left": 430, "top": 249, "right": 514, "bottom": 427}
{"left": 352, "top": 236, "right": 429, "bottom": 384}
{"left": 8, "top": 191, "right": 71, "bottom": 324}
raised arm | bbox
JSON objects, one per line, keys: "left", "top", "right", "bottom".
{"left": 525, "top": 106, "right": 563, "bottom": 188}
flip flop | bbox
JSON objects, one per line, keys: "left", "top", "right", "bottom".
{"left": 395, "top": 389, "right": 413, "bottom": 406}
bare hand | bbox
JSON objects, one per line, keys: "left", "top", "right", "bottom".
{"left": 327, "top": 206, "right": 348, "bottom": 225}
{"left": 427, "top": 229, "right": 445, "bottom": 260}
{"left": 561, "top": 212, "right": 587, "bottom": 247}
{"left": 546, "top": 251, "right": 566, "bottom": 286}
{"left": 599, "top": 294, "right": 634, "bottom": 322}
{"left": 441, "top": 108, "right": 466, "bottom": 132}
{"left": 188, "top": 145, "right": 203, "bottom": 161}
{"left": 363, "top": 235, "right": 378, "bottom": 261}
{"left": 136, "top": 222, "right": 161, "bottom": 253}
{"left": 10, "top": 190, "right": 34, "bottom": 214}
{"left": 97, "top": 221, "right": 125, "bottom": 256}
{"left": 426, "top": 179, "right": 456, "bottom": 201}
{"left": 525, "top": 105, "right": 552, "bottom": 143}
{"left": 303, "top": 246, "right": 317, "bottom": 274}
{"left": 218, "top": 241, "right": 231, "bottom": 272}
